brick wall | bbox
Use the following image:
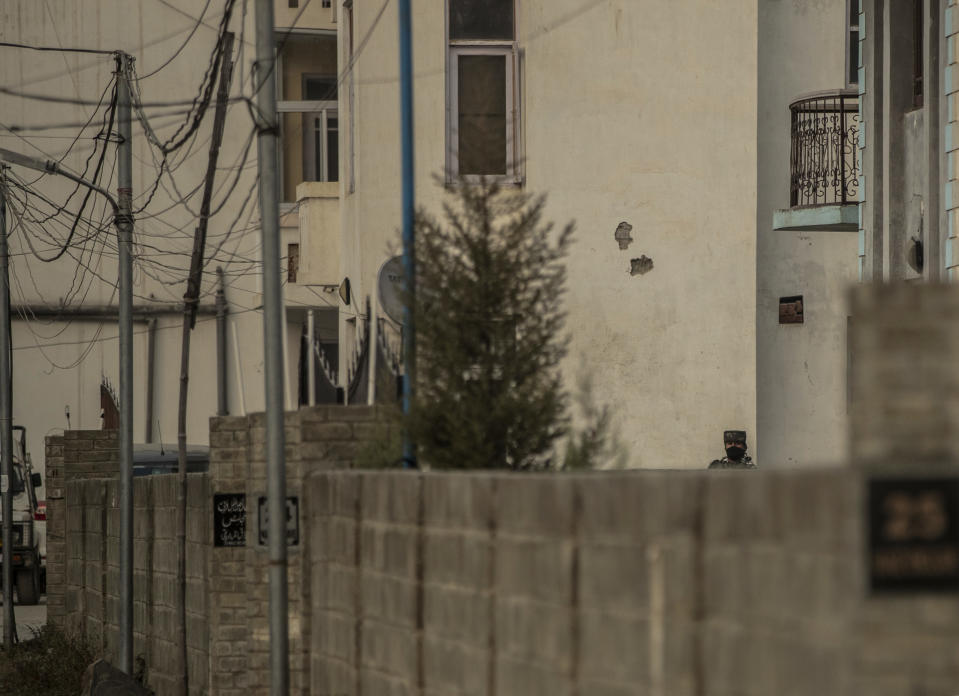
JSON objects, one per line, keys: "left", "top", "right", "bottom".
{"left": 207, "top": 405, "right": 393, "bottom": 696}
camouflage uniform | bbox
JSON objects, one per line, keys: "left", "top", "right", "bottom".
{"left": 708, "top": 455, "right": 757, "bottom": 469}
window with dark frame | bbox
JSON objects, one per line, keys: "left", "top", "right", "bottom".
{"left": 779, "top": 295, "right": 804, "bottom": 324}
{"left": 847, "top": 0, "right": 860, "bottom": 86}
{"left": 913, "top": 0, "right": 923, "bottom": 108}
{"left": 289, "top": 0, "right": 298, "bottom": 7}
{"left": 448, "top": 0, "right": 519, "bottom": 179}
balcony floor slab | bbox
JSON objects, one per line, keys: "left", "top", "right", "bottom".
{"left": 772, "top": 204, "right": 859, "bottom": 232}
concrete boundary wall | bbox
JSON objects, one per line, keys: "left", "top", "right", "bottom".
{"left": 307, "top": 468, "right": 959, "bottom": 696}
{"left": 49, "top": 403, "right": 959, "bottom": 695}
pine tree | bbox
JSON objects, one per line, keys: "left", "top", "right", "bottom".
{"left": 407, "top": 180, "right": 573, "bottom": 470}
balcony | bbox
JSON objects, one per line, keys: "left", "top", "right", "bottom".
{"left": 773, "top": 89, "right": 860, "bottom": 232}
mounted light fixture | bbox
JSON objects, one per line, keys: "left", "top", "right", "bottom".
{"left": 338, "top": 277, "right": 351, "bottom": 306}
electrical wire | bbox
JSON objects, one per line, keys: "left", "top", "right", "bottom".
{"left": 136, "top": 0, "right": 214, "bottom": 79}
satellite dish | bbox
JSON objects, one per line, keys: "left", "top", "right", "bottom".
{"left": 377, "top": 256, "right": 405, "bottom": 324}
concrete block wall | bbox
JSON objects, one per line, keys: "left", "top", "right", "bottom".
{"left": 60, "top": 473, "right": 211, "bottom": 696}
{"left": 307, "top": 469, "right": 959, "bottom": 696}
{"left": 46, "top": 429, "right": 119, "bottom": 627}
{"left": 47, "top": 428, "right": 210, "bottom": 696}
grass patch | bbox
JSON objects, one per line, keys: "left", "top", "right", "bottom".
{"left": 0, "top": 624, "right": 97, "bottom": 696}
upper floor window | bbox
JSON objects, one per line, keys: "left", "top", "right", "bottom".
{"left": 448, "top": 0, "right": 520, "bottom": 181}
{"left": 846, "top": 0, "right": 860, "bottom": 86}
{"left": 278, "top": 33, "right": 338, "bottom": 203}
{"left": 912, "top": 0, "right": 923, "bottom": 108}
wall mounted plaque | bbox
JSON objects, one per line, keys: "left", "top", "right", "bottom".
{"left": 258, "top": 496, "right": 300, "bottom": 547}
{"left": 869, "top": 477, "right": 959, "bottom": 593}
{"left": 213, "top": 493, "right": 247, "bottom": 547}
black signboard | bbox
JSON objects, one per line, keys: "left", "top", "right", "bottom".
{"left": 869, "top": 477, "right": 959, "bottom": 593}
{"left": 258, "top": 496, "right": 299, "bottom": 547}
{"left": 213, "top": 493, "right": 247, "bottom": 547}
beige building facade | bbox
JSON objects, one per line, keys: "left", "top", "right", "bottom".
{"left": 0, "top": 0, "right": 889, "bottom": 473}
{"left": 322, "top": 0, "right": 760, "bottom": 467}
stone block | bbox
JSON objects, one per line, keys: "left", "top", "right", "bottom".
{"left": 423, "top": 474, "right": 493, "bottom": 530}
{"left": 423, "top": 637, "right": 488, "bottom": 695}
{"left": 495, "top": 537, "right": 572, "bottom": 604}
{"left": 423, "top": 530, "right": 491, "bottom": 590}
{"left": 359, "top": 669, "right": 415, "bottom": 696}
{"left": 361, "top": 573, "right": 416, "bottom": 627}
{"left": 578, "top": 609, "right": 648, "bottom": 684}
{"left": 360, "top": 618, "right": 417, "bottom": 679}
{"left": 495, "top": 656, "right": 572, "bottom": 696}
{"left": 361, "top": 473, "right": 421, "bottom": 524}
{"left": 361, "top": 525, "right": 419, "bottom": 578}
{"left": 578, "top": 542, "right": 648, "bottom": 614}
{"left": 495, "top": 597, "right": 572, "bottom": 667}
{"left": 423, "top": 585, "right": 490, "bottom": 645}
{"left": 496, "top": 474, "right": 573, "bottom": 537}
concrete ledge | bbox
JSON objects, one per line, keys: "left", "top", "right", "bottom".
{"left": 772, "top": 204, "right": 859, "bottom": 231}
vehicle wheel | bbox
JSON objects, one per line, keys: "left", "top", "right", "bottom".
{"left": 16, "top": 568, "right": 40, "bottom": 605}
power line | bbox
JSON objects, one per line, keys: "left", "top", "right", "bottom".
{"left": 0, "top": 41, "right": 115, "bottom": 56}
{"left": 136, "top": 0, "right": 214, "bottom": 80}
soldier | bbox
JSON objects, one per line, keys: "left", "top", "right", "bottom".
{"left": 708, "top": 430, "right": 757, "bottom": 469}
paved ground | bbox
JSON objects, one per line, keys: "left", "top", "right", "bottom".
{"left": 0, "top": 595, "right": 47, "bottom": 640}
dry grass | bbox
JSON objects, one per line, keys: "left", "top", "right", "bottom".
{"left": 0, "top": 624, "right": 96, "bottom": 696}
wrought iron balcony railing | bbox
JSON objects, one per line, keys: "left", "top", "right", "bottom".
{"left": 789, "top": 89, "right": 860, "bottom": 207}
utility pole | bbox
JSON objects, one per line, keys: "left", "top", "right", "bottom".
{"left": 175, "top": 32, "right": 234, "bottom": 696}
{"left": 216, "top": 267, "right": 228, "bottom": 416}
{"left": 1, "top": 167, "right": 15, "bottom": 649}
{"left": 116, "top": 51, "right": 135, "bottom": 676}
{"left": 398, "top": 0, "right": 416, "bottom": 468}
{"left": 307, "top": 310, "right": 315, "bottom": 407}
{"left": 253, "top": 2, "right": 289, "bottom": 694}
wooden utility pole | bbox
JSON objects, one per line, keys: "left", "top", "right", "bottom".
{"left": 175, "top": 31, "right": 234, "bottom": 696}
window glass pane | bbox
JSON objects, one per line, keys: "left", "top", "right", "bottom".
{"left": 458, "top": 54, "right": 507, "bottom": 175}
{"left": 848, "top": 30, "right": 859, "bottom": 84}
{"left": 304, "top": 75, "right": 337, "bottom": 100}
{"left": 327, "top": 117, "right": 339, "bottom": 182}
{"left": 450, "top": 0, "right": 514, "bottom": 40}
{"left": 849, "top": 0, "right": 857, "bottom": 25}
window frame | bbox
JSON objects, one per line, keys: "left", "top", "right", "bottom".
{"left": 845, "top": 0, "right": 860, "bottom": 88}
{"left": 300, "top": 108, "right": 339, "bottom": 183}
{"left": 445, "top": 1, "right": 522, "bottom": 184}
{"left": 275, "top": 30, "right": 339, "bottom": 206}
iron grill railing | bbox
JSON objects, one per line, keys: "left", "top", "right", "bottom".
{"left": 789, "top": 89, "right": 860, "bottom": 207}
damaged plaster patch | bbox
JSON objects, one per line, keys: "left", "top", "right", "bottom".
{"left": 614, "top": 221, "right": 633, "bottom": 250}
{"left": 630, "top": 256, "right": 654, "bottom": 276}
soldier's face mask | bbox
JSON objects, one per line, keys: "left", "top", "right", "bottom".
{"left": 725, "top": 445, "right": 745, "bottom": 461}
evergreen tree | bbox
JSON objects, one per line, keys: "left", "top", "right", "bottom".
{"left": 407, "top": 180, "right": 573, "bottom": 470}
